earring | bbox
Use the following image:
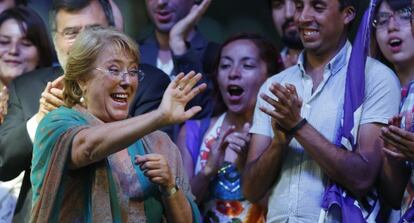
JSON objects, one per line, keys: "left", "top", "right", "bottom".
{"left": 80, "top": 96, "right": 85, "bottom": 104}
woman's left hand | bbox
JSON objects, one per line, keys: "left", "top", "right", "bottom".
{"left": 225, "top": 122, "right": 251, "bottom": 155}
{"left": 135, "top": 154, "right": 175, "bottom": 189}
{"left": 157, "top": 71, "right": 207, "bottom": 125}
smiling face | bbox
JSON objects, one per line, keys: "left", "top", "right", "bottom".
{"left": 145, "top": 0, "right": 194, "bottom": 33}
{"left": 0, "top": 18, "right": 39, "bottom": 84}
{"left": 375, "top": 1, "right": 414, "bottom": 67}
{"left": 217, "top": 39, "right": 268, "bottom": 114}
{"left": 294, "top": 0, "right": 353, "bottom": 56}
{"left": 82, "top": 47, "right": 138, "bottom": 122}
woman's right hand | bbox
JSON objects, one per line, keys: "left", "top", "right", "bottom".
{"left": 381, "top": 115, "right": 414, "bottom": 161}
{"left": 203, "top": 126, "right": 235, "bottom": 177}
{"left": 157, "top": 71, "right": 206, "bottom": 125}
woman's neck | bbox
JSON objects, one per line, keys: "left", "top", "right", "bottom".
{"left": 394, "top": 62, "right": 414, "bottom": 86}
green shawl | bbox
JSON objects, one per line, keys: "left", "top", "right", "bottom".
{"left": 31, "top": 106, "right": 200, "bottom": 222}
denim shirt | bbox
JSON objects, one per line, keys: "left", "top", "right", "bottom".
{"left": 250, "top": 41, "right": 400, "bottom": 223}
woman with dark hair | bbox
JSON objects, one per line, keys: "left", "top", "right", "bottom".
{"left": 0, "top": 6, "right": 53, "bottom": 123}
{"left": 177, "top": 33, "right": 283, "bottom": 222}
{"left": 372, "top": 0, "right": 414, "bottom": 221}
{"left": 0, "top": 6, "right": 52, "bottom": 222}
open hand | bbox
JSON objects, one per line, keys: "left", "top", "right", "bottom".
{"left": 157, "top": 71, "right": 206, "bottom": 125}
{"left": 169, "top": 0, "right": 212, "bottom": 55}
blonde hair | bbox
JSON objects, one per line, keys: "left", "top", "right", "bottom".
{"left": 63, "top": 27, "right": 140, "bottom": 107}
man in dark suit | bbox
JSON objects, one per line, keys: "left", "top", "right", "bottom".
{"left": 0, "top": 0, "right": 169, "bottom": 222}
{"left": 140, "top": 0, "right": 219, "bottom": 140}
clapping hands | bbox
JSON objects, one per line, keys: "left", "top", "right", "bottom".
{"left": 204, "top": 123, "right": 251, "bottom": 176}
{"left": 381, "top": 114, "right": 414, "bottom": 162}
{"left": 260, "top": 83, "right": 303, "bottom": 133}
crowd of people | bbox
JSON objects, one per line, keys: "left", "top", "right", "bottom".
{"left": 0, "top": 0, "right": 414, "bottom": 222}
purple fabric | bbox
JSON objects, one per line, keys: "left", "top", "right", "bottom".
{"left": 399, "top": 206, "right": 414, "bottom": 223}
{"left": 321, "top": 1, "right": 380, "bottom": 222}
{"left": 185, "top": 118, "right": 211, "bottom": 166}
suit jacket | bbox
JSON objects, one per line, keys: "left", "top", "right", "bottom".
{"left": 0, "top": 64, "right": 169, "bottom": 222}
{"left": 139, "top": 30, "right": 219, "bottom": 121}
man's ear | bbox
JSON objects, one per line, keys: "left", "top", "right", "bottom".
{"left": 343, "top": 6, "right": 356, "bottom": 25}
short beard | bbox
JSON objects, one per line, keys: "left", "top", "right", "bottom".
{"left": 281, "top": 32, "right": 303, "bottom": 50}
{"left": 281, "top": 19, "right": 303, "bottom": 50}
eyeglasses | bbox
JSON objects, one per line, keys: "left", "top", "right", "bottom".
{"left": 95, "top": 67, "right": 145, "bottom": 81}
{"left": 373, "top": 7, "right": 412, "bottom": 29}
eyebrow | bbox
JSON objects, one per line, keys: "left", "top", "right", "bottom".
{"left": 60, "top": 24, "right": 103, "bottom": 33}
{"left": 221, "top": 56, "right": 258, "bottom": 62}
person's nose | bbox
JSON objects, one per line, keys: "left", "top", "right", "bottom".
{"left": 7, "top": 43, "right": 19, "bottom": 56}
{"left": 229, "top": 65, "right": 241, "bottom": 80}
{"left": 156, "top": 0, "right": 168, "bottom": 6}
{"left": 387, "top": 16, "right": 399, "bottom": 32}
{"left": 297, "top": 5, "right": 313, "bottom": 24}
{"left": 285, "top": 0, "right": 295, "bottom": 19}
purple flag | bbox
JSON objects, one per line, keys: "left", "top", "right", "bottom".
{"left": 321, "top": 1, "right": 381, "bottom": 222}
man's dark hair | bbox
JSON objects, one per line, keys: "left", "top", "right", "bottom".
{"left": 49, "top": 0, "right": 114, "bottom": 31}
{"left": 339, "top": 0, "right": 357, "bottom": 10}
{"left": 15, "top": 0, "right": 29, "bottom": 5}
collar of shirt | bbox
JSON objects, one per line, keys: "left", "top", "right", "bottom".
{"left": 296, "top": 40, "right": 351, "bottom": 79}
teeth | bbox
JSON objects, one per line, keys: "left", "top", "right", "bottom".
{"left": 304, "top": 31, "right": 317, "bottom": 36}
{"left": 390, "top": 39, "right": 401, "bottom": 44}
{"left": 112, "top": 93, "right": 128, "bottom": 99}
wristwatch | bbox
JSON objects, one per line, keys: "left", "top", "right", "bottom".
{"left": 159, "top": 184, "right": 179, "bottom": 197}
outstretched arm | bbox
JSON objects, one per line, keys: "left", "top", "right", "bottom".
{"left": 70, "top": 71, "right": 206, "bottom": 169}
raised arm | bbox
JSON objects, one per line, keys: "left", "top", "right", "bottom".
{"left": 70, "top": 71, "right": 206, "bottom": 169}
{"left": 169, "top": 0, "right": 212, "bottom": 56}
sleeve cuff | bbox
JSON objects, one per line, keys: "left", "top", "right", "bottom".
{"left": 26, "top": 115, "right": 39, "bottom": 143}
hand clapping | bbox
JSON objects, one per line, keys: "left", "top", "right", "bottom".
{"left": 381, "top": 115, "right": 414, "bottom": 161}
{"left": 259, "top": 83, "right": 303, "bottom": 133}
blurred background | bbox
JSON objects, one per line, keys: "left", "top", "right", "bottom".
{"left": 30, "top": 0, "right": 370, "bottom": 49}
